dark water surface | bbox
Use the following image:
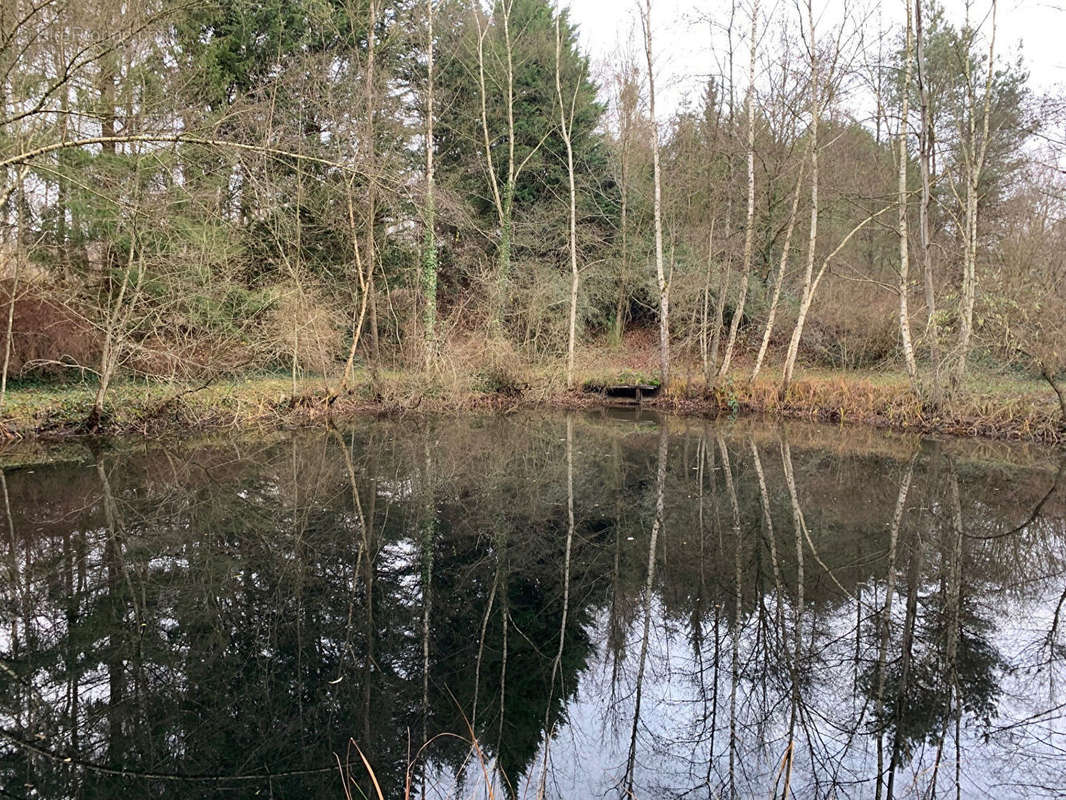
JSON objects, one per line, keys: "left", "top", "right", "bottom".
{"left": 1, "top": 411, "right": 1065, "bottom": 799}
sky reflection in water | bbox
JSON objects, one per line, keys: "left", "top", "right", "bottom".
{"left": 1, "top": 411, "right": 1064, "bottom": 799}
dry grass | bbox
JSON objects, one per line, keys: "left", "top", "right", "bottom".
{"left": 0, "top": 340, "right": 1061, "bottom": 444}
{"left": 656, "top": 362, "right": 1064, "bottom": 443}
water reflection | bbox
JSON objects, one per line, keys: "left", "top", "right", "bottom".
{"left": 1, "top": 414, "right": 1064, "bottom": 799}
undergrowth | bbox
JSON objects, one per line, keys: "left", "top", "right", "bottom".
{"left": 0, "top": 349, "right": 1061, "bottom": 444}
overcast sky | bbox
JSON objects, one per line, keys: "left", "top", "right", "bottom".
{"left": 558, "top": 0, "right": 1066, "bottom": 116}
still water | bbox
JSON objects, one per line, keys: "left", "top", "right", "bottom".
{"left": 1, "top": 411, "right": 1064, "bottom": 799}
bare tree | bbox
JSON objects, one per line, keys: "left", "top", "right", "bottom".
{"left": 896, "top": 0, "right": 920, "bottom": 390}
{"left": 953, "top": 0, "right": 998, "bottom": 387}
{"left": 610, "top": 52, "right": 643, "bottom": 345}
{"left": 641, "top": 0, "right": 669, "bottom": 387}
{"left": 422, "top": 0, "right": 438, "bottom": 364}
{"left": 780, "top": 0, "right": 823, "bottom": 398}
{"left": 623, "top": 421, "right": 668, "bottom": 795}
{"left": 717, "top": 0, "right": 759, "bottom": 379}
{"left": 556, "top": 15, "right": 581, "bottom": 389}
{"left": 538, "top": 412, "right": 575, "bottom": 796}
{"left": 474, "top": 0, "right": 516, "bottom": 332}
{"left": 750, "top": 162, "right": 803, "bottom": 382}
{"left": 90, "top": 223, "right": 145, "bottom": 429}
{"left": 915, "top": 0, "right": 941, "bottom": 398}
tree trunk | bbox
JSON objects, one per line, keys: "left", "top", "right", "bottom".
{"left": 954, "top": 0, "right": 997, "bottom": 386}
{"left": 897, "top": 2, "right": 919, "bottom": 390}
{"left": 623, "top": 422, "right": 668, "bottom": 796}
{"left": 915, "top": 0, "right": 941, "bottom": 396}
{"left": 92, "top": 234, "right": 141, "bottom": 429}
{"left": 556, "top": 18, "right": 581, "bottom": 389}
{"left": 873, "top": 451, "right": 916, "bottom": 800}
{"left": 781, "top": 0, "right": 820, "bottom": 398}
{"left": 422, "top": 0, "right": 438, "bottom": 365}
{"left": 701, "top": 220, "right": 715, "bottom": 383}
{"left": 365, "top": 0, "right": 380, "bottom": 365}
{"left": 0, "top": 168, "right": 26, "bottom": 414}
{"left": 616, "top": 92, "right": 631, "bottom": 345}
{"left": 539, "top": 413, "right": 575, "bottom": 795}
{"left": 643, "top": 0, "right": 669, "bottom": 387}
{"left": 718, "top": 0, "right": 759, "bottom": 379}
{"left": 716, "top": 433, "right": 742, "bottom": 800}
{"left": 751, "top": 163, "right": 803, "bottom": 382}
{"left": 475, "top": 2, "right": 517, "bottom": 335}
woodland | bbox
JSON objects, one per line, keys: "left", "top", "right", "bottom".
{"left": 1, "top": 0, "right": 1064, "bottom": 434}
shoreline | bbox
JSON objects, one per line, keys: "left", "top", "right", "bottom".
{"left": 1, "top": 363, "right": 1063, "bottom": 447}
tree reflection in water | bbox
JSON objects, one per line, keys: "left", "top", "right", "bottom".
{"left": 1, "top": 413, "right": 1064, "bottom": 799}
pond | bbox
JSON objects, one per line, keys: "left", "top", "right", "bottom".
{"left": 1, "top": 411, "right": 1064, "bottom": 799}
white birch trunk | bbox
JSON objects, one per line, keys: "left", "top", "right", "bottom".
{"left": 643, "top": 0, "right": 669, "bottom": 387}
{"left": 718, "top": 0, "right": 759, "bottom": 379}
{"left": 897, "top": 2, "right": 919, "bottom": 388}
{"left": 556, "top": 18, "right": 581, "bottom": 389}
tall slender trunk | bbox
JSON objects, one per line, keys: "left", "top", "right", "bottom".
{"left": 778, "top": 437, "right": 808, "bottom": 797}
{"left": 946, "top": 461, "right": 965, "bottom": 800}
{"left": 422, "top": 0, "right": 438, "bottom": 364}
{"left": 780, "top": 0, "right": 820, "bottom": 398}
{"left": 420, "top": 438, "right": 434, "bottom": 790}
{"left": 539, "top": 414, "right": 575, "bottom": 795}
{"left": 710, "top": 5, "right": 738, "bottom": 376}
{"left": 897, "top": 3, "right": 919, "bottom": 390}
{"left": 886, "top": 535, "right": 922, "bottom": 800}
{"left": 718, "top": 0, "right": 759, "bottom": 379}
{"left": 916, "top": 0, "right": 940, "bottom": 394}
{"left": 475, "top": 2, "right": 517, "bottom": 334}
{"left": 615, "top": 88, "right": 631, "bottom": 344}
{"left": 0, "top": 168, "right": 25, "bottom": 414}
{"left": 954, "top": 0, "right": 997, "bottom": 386}
{"left": 501, "top": 1, "right": 516, "bottom": 330}
{"left": 716, "top": 433, "right": 742, "bottom": 800}
{"left": 642, "top": 0, "right": 669, "bottom": 387}
{"left": 710, "top": 222, "right": 731, "bottom": 374}
{"left": 701, "top": 220, "right": 716, "bottom": 383}
{"left": 751, "top": 163, "right": 803, "bottom": 382}
{"left": 556, "top": 18, "right": 581, "bottom": 389}
{"left": 365, "top": 0, "right": 380, "bottom": 364}
{"left": 873, "top": 452, "right": 917, "bottom": 800}
{"left": 56, "top": 82, "right": 70, "bottom": 281}
{"left": 624, "top": 422, "right": 668, "bottom": 796}
{"left": 0, "top": 247, "right": 16, "bottom": 413}
{"left": 97, "top": 50, "right": 117, "bottom": 278}
{"left": 341, "top": 178, "right": 373, "bottom": 389}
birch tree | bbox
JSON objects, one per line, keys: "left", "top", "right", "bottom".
{"left": 423, "top": 0, "right": 438, "bottom": 364}
{"left": 915, "top": 0, "right": 941, "bottom": 396}
{"left": 363, "top": 0, "right": 381, "bottom": 366}
{"left": 897, "top": 1, "right": 919, "bottom": 390}
{"left": 750, "top": 163, "right": 803, "bottom": 382}
{"left": 709, "top": 4, "right": 738, "bottom": 376}
{"left": 778, "top": 0, "right": 889, "bottom": 397}
{"left": 474, "top": 0, "right": 517, "bottom": 332}
{"left": 779, "top": 0, "right": 823, "bottom": 397}
{"left": 717, "top": 0, "right": 759, "bottom": 379}
{"left": 341, "top": 0, "right": 383, "bottom": 385}
{"left": 556, "top": 15, "right": 581, "bottom": 389}
{"left": 641, "top": 0, "right": 669, "bottom": 387}
{"left": 953, "top": 0, "right": 998, "bottom": 386}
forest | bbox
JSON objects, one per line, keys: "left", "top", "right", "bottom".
{"left": 1, "top": 0, "right": 1064, "bottom": 436}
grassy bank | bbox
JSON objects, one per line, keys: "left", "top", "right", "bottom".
{"left": 0, "top": 344, "right": 1062, "bottom": 445}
